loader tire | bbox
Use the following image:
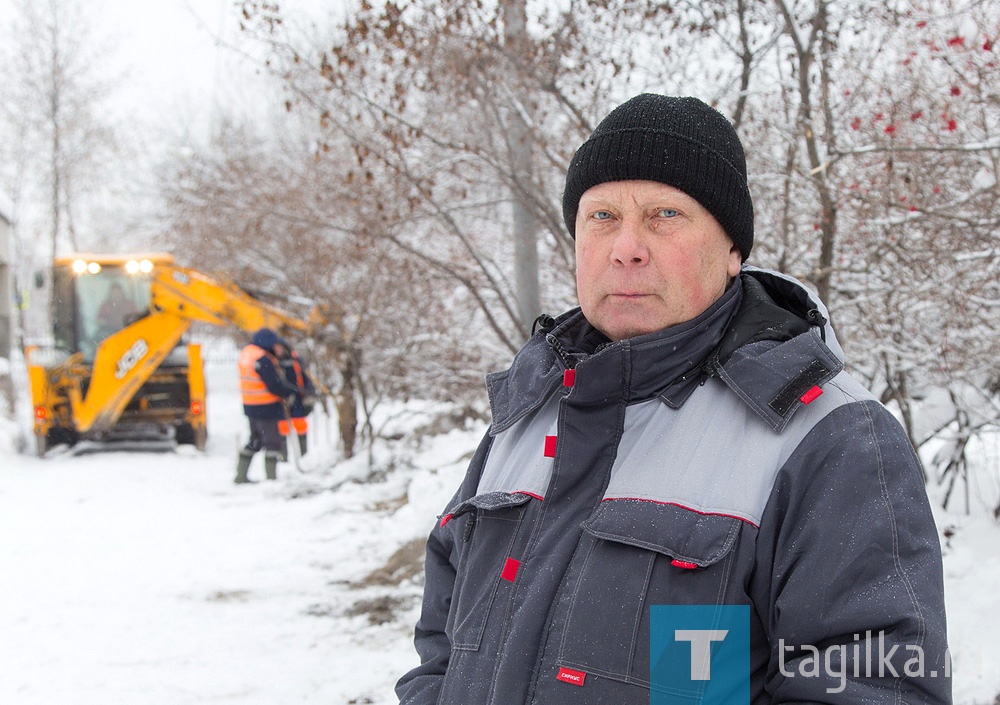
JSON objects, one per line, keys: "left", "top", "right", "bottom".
{"left": 175, "top": 423, "right": 194, "bottom": 445}
{"left": 41, "top": 427, "right": 78, "bottom": 456}
{"left": 175, "top": 423, "right": 207, "bottom": 451}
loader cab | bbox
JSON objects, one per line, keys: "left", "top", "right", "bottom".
{"left": 52, "top": 254, "right": 171, "bottom": 362}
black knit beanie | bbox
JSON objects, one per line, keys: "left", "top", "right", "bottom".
{"left": 562, "top": 94, "right": 754, "bottom": 261}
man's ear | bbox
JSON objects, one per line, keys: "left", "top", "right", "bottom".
{"left": 727, "top": 246, "right": 742, "bottom": 278}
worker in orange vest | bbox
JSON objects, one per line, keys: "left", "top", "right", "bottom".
{"left": 234, "top": 328, "right": 303, "bottom": 483}
{"left": 276, "top": 337, "right": 316, "bottom": 459}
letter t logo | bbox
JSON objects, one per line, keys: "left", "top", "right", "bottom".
{"left": 651, "top": 605, "right": 749, "bottom": 704}
{"left": 674, "top": 630, "right": 729, "bottom": 680}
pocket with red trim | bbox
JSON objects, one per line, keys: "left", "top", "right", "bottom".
{"left": 544, "top": 499, "right": 753, "bottom": 694}
{"left": 444, "top": 492, "right": 534, "bottom": 652}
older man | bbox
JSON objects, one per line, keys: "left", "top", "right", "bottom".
{"left": 397, "top": 94, "right": 949, "bottom": 705}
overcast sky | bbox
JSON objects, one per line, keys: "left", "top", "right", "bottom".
{"left": 107, "top": 0, "right": 231, "bottom": 118}
{"left": 0, "top": 0, "right": 335, "bottom": 252}
{"left": 0, "top": 0, "right": 334, "bottom": 132}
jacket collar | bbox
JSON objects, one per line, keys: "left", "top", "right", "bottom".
{"left": 486, "top": 279, "right": 742, "bottom": 434}
{"left": 708, "top": 268, "right": 844, "bottom": 432}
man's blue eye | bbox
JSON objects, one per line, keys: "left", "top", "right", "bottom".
{"left": 659, "top": 208, "right": 679, "bottom": 218}
{"left": 594, "top": 211, "right": 612, "bottom": 220}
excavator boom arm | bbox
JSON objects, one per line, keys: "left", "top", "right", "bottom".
{"left": 151, "top": 266, "right": 313, "bottom": 336}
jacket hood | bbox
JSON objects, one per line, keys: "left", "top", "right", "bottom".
{"left": 707, "top": 267, "right": 844, "bottom": 432}
{"left": 251, "top": 328, "right": 279, "bottom": 352}
{"left": 735, "top": 266, "right": 843, "bottom": 361}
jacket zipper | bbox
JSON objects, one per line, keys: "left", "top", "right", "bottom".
{"left": 463, "top": 512, "right": 478, "bottom": 543}
{"left": 545, "top": 333, "right": 577, "bottom": 371}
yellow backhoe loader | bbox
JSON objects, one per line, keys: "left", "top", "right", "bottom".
{"left": 25, "top": 253, "right": 323, "bottom": 456}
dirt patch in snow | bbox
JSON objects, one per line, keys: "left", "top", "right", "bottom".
{"left": 352, "top": 537, "right": 426, "bottom": 588}
{"left": 345, "top": 594, "right": 414, "bottom": 625}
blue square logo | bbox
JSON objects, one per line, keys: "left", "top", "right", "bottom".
{"left": 650, "top": 605, "right": 750, "bottom": 705}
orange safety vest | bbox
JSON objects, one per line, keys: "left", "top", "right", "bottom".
{"left": 278, "top": 417, "right": 308, "bottom": 436}
{"left": 239, "top": 345, "right": 282, "bottom": 406}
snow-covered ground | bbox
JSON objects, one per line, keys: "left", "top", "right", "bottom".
{"left": 930, "top": 447, "right": 1000, "bottom": 705}
{"left": 0, "top": 344, "right": 478, "bottom": 704}
{"left": 1, "top": 345, "right": 998, "bottom": 704}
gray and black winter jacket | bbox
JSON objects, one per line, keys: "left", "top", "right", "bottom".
{"left": 397, "top": 268, "right": 950, "bottom": 705}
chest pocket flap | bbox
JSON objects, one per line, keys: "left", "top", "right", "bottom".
{"left": 447, "top": 490, "right": 534, "bottom": 519}
{"left": 581, "top": 498, "right": 744, "bottom": 569}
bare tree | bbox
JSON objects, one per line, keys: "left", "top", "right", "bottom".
{"left": 3, "top": 0, "right": 120, "bottom": 258}
{"left": 743, "top": 0, "right": 998, "bottom": 505}
{"left": 157, "top": 114, "right": 491, "bottom": 458}
{"left": 502, "top": 0, "right": 540, "bottom": 331}
{"left": 179, "top": 0, "right": 998, "bottom": 499}
{"left": 772, "top": 0, "right": 840, "bottom": 303}
{"left": 236, "top": 0, "right": 747, "bottom": 351}
{"left": 0, "top": 0, "right": 123, "bottom": 350}
{"left": 829, "top": 1, "right": 998, "bottom": 506}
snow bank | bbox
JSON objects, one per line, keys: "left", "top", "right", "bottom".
{"left": 926, "top": 429, "right": 1000, "bottom": 705}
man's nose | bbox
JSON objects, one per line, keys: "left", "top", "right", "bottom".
{"left": 610, "top": 216, "right": 649, "bottom": 265}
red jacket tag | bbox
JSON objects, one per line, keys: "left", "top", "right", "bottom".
{"left": 671, "top": 559, "right": 699, "bottom": 570}
{"left": 800, "top": 385, "right": 824, "bottom": 404}
{"left": 563, "top": 369, "right": 576, "bottom": 387}
{"left": 543, "top": 435, "right": 558, "bottom": 458}
{"left": 501, "top": 556, "right": 520, "bottom": 582}
{"left": 556, "top": 667, "right": 587, "bottom": 686}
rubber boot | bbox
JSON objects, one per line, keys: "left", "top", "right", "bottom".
{"left": 234, "top": 450, "right": 255, "bottom": 484}
{"left": 298, "top": 433, "right": 307, "bottom": 457}
{"left": 265, "top": 451, "right": 280, "bottom": 481}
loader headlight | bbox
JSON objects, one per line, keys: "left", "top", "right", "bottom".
{"left": 124, "top": 259, "right": 154, "bottom": 274}
{"left": 72, "top": 259, "right": 102, "bottom": 275}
